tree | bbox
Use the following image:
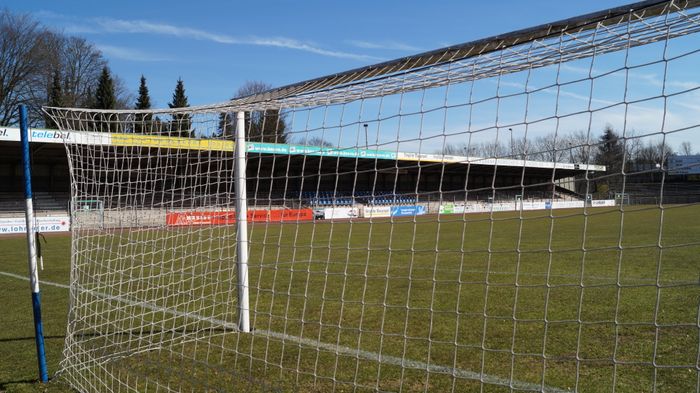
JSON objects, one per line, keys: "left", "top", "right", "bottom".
{"left": 58, "top": 37, "right": 131, "bottom": 109}
{"left": 134, "top": 75, "right": 152, "bottom": 133}
{"left": 60, "top": 37, "right": 108, "bottom": 108}
{"left": 530, "top": 135, "right": 569, "bottom": 163}
{"left": 135, "top": 75, "right": 151, "bottom": 110}
{"left": 169, "top": 78, "right": 192, "bottom": 137}
{"left": 218, "top": 81, "right": 288, "bottom": 143}
{"left": 92, "top": 67, "right": 116, "bottom": 132}
{"left": 44, "top": 69, "right": 63, "bottom": 129}
{"left": 0, "top": 9, "right": 133, "bottom": 129}
{"left": 301, "top": 136, "right": 334, "bottom": 147}
{"left": 634, "top": 140, "right": 674, "bottom": 169}
{"left": 595, "top": 126, "right": 626, "bottom": 193}
{"left": 441, "top": 140, "right": 506, "bottom": 158}
{"left": 680, "top": 141, "right": 693, "bottom": 156}
{"left": 94, "top": 67, "right": 116, "bottom": 110}
{"left": 567, "top": 131, "right": 594, "bottom": 164}
{"left": 595, "top": 126, "right": 625, "bottom": 170}
{"left": 217, "top": 111, "right": 235, "bottom": 139}
{"left": 0, "top": 10, "right": 56, "bottom": 126}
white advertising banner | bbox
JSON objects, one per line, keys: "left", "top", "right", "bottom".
{"left": 551, "top": 201, "right": 585, "bottom": 209}
{"left": 323, "top": 207, "right": 360, "bottom": 219}
{"left": 0, "top": 215, "right": 70, "bottom": 235}
{"left": 0, "top": 127, "right": 112, "bottom": 146}
{"left": 439, "top": 199, "right": 616, "bottom": 216}
{"left": 591, "top": 199, "right": 616, "bottom": 207}
{"left": 362, "top": 206, "right": 391, "bottom": 218}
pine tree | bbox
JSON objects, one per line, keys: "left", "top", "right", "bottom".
{"left": 218, "top": 111, "right": 234, "bottom": 138}
{"left": 94, "top": 67, "right": 116, "bottom": 110}
{"left": 596, "top": 126, "right": 624, "bottom": 171}
{"left": 134, "top": 75, "right": 152, "bottom": 133}
{"left": 94, "top": 67, "right": 116, "bottom": 132}
{"left": 595, "top": 125, "right": 625, "bottom": 194}
{"left": 135, "top": 75, "right": 151, "bottom": 110}
{"left": 169, "top": 78, "right": 192, "bottom": 137}
{"left": 45, "top": 69, "right": 63, "bottom": 129}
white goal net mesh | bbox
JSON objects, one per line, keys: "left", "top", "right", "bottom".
{"left": 46, "top": 1, "right": 700, "bottom": 392}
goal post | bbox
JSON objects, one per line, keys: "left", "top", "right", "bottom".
{"left": 234, "top": 110, "right": 250, "bottom": 333}
{"left": 20, "top": 104, "right": 49, "bottom": 383}
{"left": 44, "top": 1, "right": 700, "bottom": 392}
{"left": 72, "top": 199, "right": 104, "bottom": 229}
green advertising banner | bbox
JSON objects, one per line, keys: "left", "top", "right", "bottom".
{"left": 247, "top": 142, "right": 397, "bottom": 160}
{"left": 439, "top": 203, "right": 455, "bottom": 214}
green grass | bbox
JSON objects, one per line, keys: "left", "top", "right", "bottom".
{"left": 0, "top": 206, "right": 698, "bottom": 392}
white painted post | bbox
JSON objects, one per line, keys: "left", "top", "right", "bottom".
{"left": 234, "top": 111, "right": 250, "bottom": 332}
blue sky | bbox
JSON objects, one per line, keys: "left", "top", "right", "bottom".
{"left": 3, "top": 1, "right": 699, "bottom": 153}
{"left": 3, "top": 0, "right": 640, "bottom": 107}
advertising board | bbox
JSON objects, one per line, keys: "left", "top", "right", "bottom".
{"left": 362, "top": 206, "right": 391, "bottom": 218}
{"left": 248, "top": 142, "right": 397, "bottom": 160}
{"left": 591, "top": 199, "right": 616, "bottom": 207}
{"left": 390, "top": 205, "right": 426, "bottom": 217}
{"left": 166, "top": 211, "right": 236, "bottom": 226}
{"left": 668, "top": 155, "right": 700, "bottom": 175}
{"left": 552, "top": 201, "right": 585, "bottom": 209}
{"left": 437, "top": 199, "right": 615, "bottom": 216}
{"left": 439, "top": 203, "right": 454, "bottom": 214}
{"left": 0, "top": 215, "right": 70, "bottom": 234}
{"left": 323, "top": 207, "right": 360, "bottom": 219}
{"left": 166, "top": 209, "right": 313, "bottom": 226}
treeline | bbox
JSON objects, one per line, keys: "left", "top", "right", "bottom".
{"left": 0, "top": 9, "right": 129, "bottom": 126}
{"left": 442, "top": 126, "right": 692, "bottom": 169}
{"left": 0, "top": 9, "right": 236, "bottom": 139}
{"left": 0, "top": 7, "right": 290, "bottom": 140}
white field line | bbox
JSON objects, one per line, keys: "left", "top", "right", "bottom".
{"left": 0, "top": 270, "right": 570, "bottom": 393}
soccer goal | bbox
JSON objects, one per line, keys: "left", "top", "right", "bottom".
{"left": 73, "top": 199, "right": 104, "bottom": 229}
{"left": 45, "top": 1, "right": 700, "bottom": 392}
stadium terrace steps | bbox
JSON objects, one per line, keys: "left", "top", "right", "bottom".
{"left": 0, "top": 192, "right": 68, "bottom": 212}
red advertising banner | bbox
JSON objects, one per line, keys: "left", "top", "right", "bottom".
{"left": 166, "top": 209, "right": 313, "bottom": 226}
{"left": 252, "top": 209, "right": 314, "bottom": 222}
{"left": 166, "top": 211, "right": 236, "bottom": 226}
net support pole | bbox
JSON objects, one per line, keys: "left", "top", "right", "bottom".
{"left": 235, "top": 111, "right": 250, "bottom": 333}
{"left": 19, "top": 104, "right": 49, "bottom": 382}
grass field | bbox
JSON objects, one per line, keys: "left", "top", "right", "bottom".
{"left": 0, "top": 205, "right": 698, "bottom": 392}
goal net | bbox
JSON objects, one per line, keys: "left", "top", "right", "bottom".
{"left": 45, "top": 1, "right": 700, "bottom": 392}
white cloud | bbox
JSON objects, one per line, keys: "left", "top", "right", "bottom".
{"left": 346, "top": 40, "right": 421, "bottom": 52}
{"left": 92, "top": 18, "right": 380, "bottom": 62}
{"left": 62, "top": 24, "right": 102, "bottom": 35}
{"left": 561, "top": 64, "right": 700, "bottom": 91}
{"left": 96, "top": 44, "right": 171, "bottom": 62}
{"left": 36, "top": 11, "right": 380, "bottom": 62}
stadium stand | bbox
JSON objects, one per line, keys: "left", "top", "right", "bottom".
{"left": 0, "top": 191, "right": 68, "bottom": 212}
{"left": 612, "top": 182, "right": 700, "bottom": 204}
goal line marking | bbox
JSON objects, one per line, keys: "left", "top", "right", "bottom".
{"left": 0, "top": 270, "right": 569, "bottom": 392}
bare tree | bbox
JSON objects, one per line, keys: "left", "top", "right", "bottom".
{"left": 60, "top": 36, "right": 107, "bottom": 108}
{"left": 526, "top": 134, "right": 569, "bottom": 162}
{"left": 680, "top": 141, "right": 693, "bottom": 156}
{"left": 634, "top": 140, "right": 674, "bottom": 168}
{"left": 219, "top": 81, "right": 288, "bottom": 142}
{"left": 299, "top": 136, "right": 334, "bottom": 147}
{"left": 564, "top": 130, "right": 593, "bottom": 164}
{"left": 509, "top": 136, "right": 530, "bottom": 160}
{"left": 441, "top": 142, "right": 472, "bottom": 156}
{"left": 0, "top": 9, "right": 131, "bottom": 128}
{"left": 0, "top": 10, "right": 58, "bottom": 125}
